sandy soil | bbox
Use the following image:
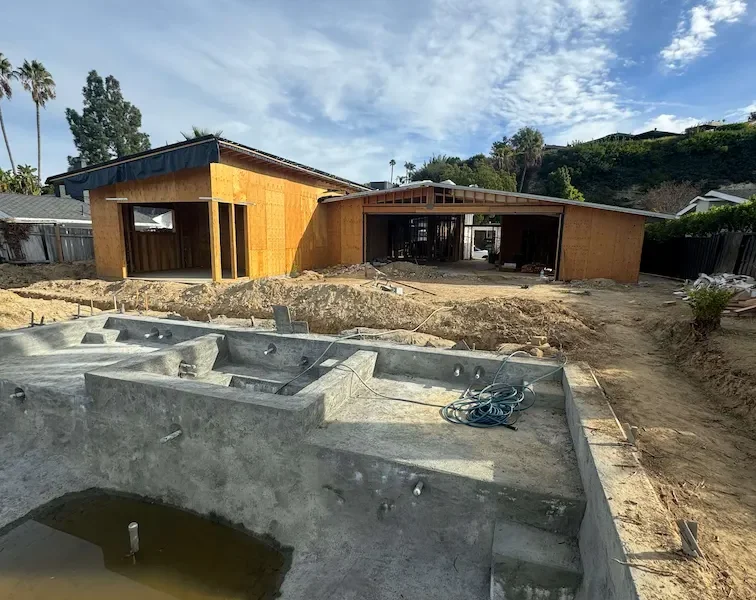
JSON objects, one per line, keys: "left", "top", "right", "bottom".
{"left": 1, "top": 261, "right": 755, "bottom": 599}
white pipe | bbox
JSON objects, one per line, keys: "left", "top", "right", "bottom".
{"left": 128, "top": 522, "right": 139, "bottom": 554}
{"left": 160, "top": 429, "right": 182, "bottom": 443}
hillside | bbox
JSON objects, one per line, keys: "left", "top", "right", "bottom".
{"left": 532, "top": 124, "right": 756, "bottom": 206}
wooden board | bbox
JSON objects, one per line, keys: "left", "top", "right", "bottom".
{"left": 327, "top": 198, "right": 364, "bottom": 265}
{"left": 210, "top": 162, "right": 331, "bottom": 278}
{"left": 89, "top": 188, "right": 127, "bottom": 279}
{"left": 362, "top": 205, "right": 562, "bottom": 215}
{"left": 559, "top": 204, "right": 646, "bottom": 283}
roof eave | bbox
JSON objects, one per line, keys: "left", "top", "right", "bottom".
{"left": 323, "top": 182, "right": 676, "bottom": 219}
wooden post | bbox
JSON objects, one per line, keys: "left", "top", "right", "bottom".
{"left": 208, "top": 201, "right": 222, "bottom": 282}
{"left": 54, "top": 223, "right": 64, "bottom": 263}
{"left": 228, "top": 202, "right": 238, "bottom": 279}
{"left": 243, "top": 204, "right": 252, "bottom": 278}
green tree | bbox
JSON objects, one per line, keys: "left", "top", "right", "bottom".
{"left": 412, "top": 154, "right": 516, "bottom": 191}
{"left": 0, "top": 53, "right": 16, "bottom": 173}
{"left": 181, "top": 126, "right": 223, "bottom": 139}
{"left": 511, "top": 127, "right": 544, "bottom": 192}
{"left": 389, "top": 159, "right": 396, "bottom": 183}
{"left": 490, "top": 137, "right": 515, "bottom": 172}
{"left": 749, "top": 111, "right": 756, "bottom": 123}
{"left": 0, "top": 164, "right": 41, "bottom": 194}
{"left": 66, "top": 70, "right": 150, "bottom": 168}
{"left": 545, "top": 166, "right": 584, "bottom": 201}
{"left": 404, "top": 161, "right": 416, "bottom": 182}
{"left": 15, "top": 60, "right": 55, "bottom": 184}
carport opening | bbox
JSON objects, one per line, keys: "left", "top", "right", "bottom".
{"left": 365, "top": 215, "right": 462, "bottom": 263}
{"left": 123, "top": 203, "right": 212, "bottom": 281}
{"left": 496, "top": 214, "right": 560, "bottom": 272}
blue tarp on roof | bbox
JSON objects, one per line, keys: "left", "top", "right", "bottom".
{"left": 54, "top": 138, "right": 220, "bottom": 200}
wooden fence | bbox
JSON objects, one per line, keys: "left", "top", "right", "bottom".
{"left": 0, "top": 223, "right": 94, "bottom": 263}
{"left": 641, "top": 232, "right": 756, "bottom": 280}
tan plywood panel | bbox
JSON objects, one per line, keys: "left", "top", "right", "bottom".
{"left": 89, "top": 188, "right": 127, "bottom": 279}
{"left": 210, "top": 163, "right": 330, "bottom": 278}
{"left": 560, "top": 205, "right": 645, "bottom": 283}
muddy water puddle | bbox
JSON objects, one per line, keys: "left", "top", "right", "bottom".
{"left": 0, "top": 491, "right": 288, "bottom": 599}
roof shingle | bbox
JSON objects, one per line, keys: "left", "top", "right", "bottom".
{"left": 0, "top": 193, "right": 91, "bottom": 222}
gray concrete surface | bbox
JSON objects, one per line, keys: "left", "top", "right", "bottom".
{"left": 0, "top": 315, "right": 590, "bottom": 600}
{"left": 564, "top": 363, "right": 688, "bottom": 600}
{"left": 491, "top": 520, "right": 582, "bottom": 600}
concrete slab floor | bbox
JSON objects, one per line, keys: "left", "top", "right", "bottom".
{"left": 0, "top": 343, "right": 155, "bottom": 395}
{"left": 306, "top": 374, "right": 583, "bottom": 502}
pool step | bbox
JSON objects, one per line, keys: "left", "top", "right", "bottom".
{"left": 530, "top": 380, "right": 566, "bottom": 410}
{"left": 82, "top": 329, "right": 122, "bottom": 344}
{"left": 490, "top": 520, "right": 582, "bottom": 600}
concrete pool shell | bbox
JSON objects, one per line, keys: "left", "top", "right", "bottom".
{"left": 0, "top": 314, "right": 678, "bottom": 600}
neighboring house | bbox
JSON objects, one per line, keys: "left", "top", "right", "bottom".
{"left": 462, "top": 214, "right": 500, "bottom": 260}
{"left": 676, "top": 186, "right": 756, "bottom": 216}
{"left": 0, "top": 193, "right": 94, "bottom": 263}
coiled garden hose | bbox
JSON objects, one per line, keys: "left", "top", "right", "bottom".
{"left": 441, "top": 351, "right": 566, "bottom": 429}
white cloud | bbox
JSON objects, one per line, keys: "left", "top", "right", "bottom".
{"left": 661, "top": 0, "right": 747, "bottom": 69}
{"left": 633, "top": 114, "right": 702, "bottom": 133}
{"left": 724, "top": 101, "right": 756, "bottom": 121}
{"left": 1, "top": 0, "right": 632, "bottom": 182}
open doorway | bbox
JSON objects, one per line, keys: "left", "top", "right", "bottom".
{"left": 218, "top": 203, "right": 248, "bottom": 279}
{"left": 365, "top": 214, "right": 462, "bottom": 262}
{"left": 235, "top": 204, "right": 248, "bottom": 277}
{"left": 497, "top": 215, "right": 560, "bottom": 272}
{"left": 123, "top": 202, "right": 212, "bottom": 281}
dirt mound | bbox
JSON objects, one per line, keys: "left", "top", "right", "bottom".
{"left": 0, "top": 261, "right": 97, "bottom": 288}
{"left": 569, "top": 278, "right": 625, "bottom": 289}
{"left": 317, "top": 263, "right": 371, "bottom": 276}
{"left": 13, "top": 277, "right": 598, "bottom": 350}
{"left": 0, "top": 290, "right": 97, "bottom": 330}
{"left": 292, "top": 270, "right": 325, "bottom": 282}
{"left": 648, "top": 315, "right": 756, "bottom": 426}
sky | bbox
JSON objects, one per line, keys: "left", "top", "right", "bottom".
{"left": 1, "top": 0, "right": 755, "bottom": 184}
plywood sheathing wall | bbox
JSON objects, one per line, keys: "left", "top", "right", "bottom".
{"left": 559, "top": 204, "right": 646, "bottom": 283}
{"left": 326, "top": 198, "right": 364, "bottom": 265}
{"left": 89, "top": 167, "right": 212, "bottom": 279}
{"left": 210, "top": 162, "right": 333, "bottom": 278}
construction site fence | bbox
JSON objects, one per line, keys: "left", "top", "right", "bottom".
{"left": 641, "top": 232, "right": 756, "bottom": 280}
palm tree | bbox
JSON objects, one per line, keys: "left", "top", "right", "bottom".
{"left": 490, "top": 138, "right": 515, "bottom": 172}
{"left": 389, "top": 159, "right": 396, "bottom": 183}
{"left": 16, "top": 60, "right": 55, "bottom": 185}
{"left": 404, "top": 161, "right": 416, "bottom": 182}
{"left": 0, "top": 54, "right": 16, "bottom": 173}
{"left": 181, "top": 126, "right": 223, "bottom": 140}
{"left": 511, "top": 127, "right": 544, "bottom": 192}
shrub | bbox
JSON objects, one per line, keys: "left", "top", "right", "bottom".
{"left": 686, "top": 286, "right": 734, "bottom": 333}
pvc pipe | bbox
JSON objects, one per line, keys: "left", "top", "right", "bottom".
{"left": 128, "top": 522, "right": 139, "bottom": 554}
{"left": 160, "top": 429, "right": 182, "bottom": 443}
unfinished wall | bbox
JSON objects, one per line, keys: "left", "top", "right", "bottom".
{"left": 365, "top": 215, "right": 390, "bottom": 261}
{"left": 89, "top": 167, "right": 212, "bottom": 279}
{"left": 210, "top": 162, "right": 332, "bottom": 277}
{"left": 123, "top": 202, "right": 211, "bottom": 274}
{"left": 326, "top": 198, "right": 364, "bottom": 265}
{"left": 559, "top": 205, "right": 645, "bottom": 283}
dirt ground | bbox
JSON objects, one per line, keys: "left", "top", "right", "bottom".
{"left": 1, "top": 260, "right": 755, "bottom": 599}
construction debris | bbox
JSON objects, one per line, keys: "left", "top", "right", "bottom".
{"left": 677, "top": 273, "right": 756, "bottom": 315}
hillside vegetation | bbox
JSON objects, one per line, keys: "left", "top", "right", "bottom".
{"left": 534, "top": 123, "right": 756, "bottom": 206}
